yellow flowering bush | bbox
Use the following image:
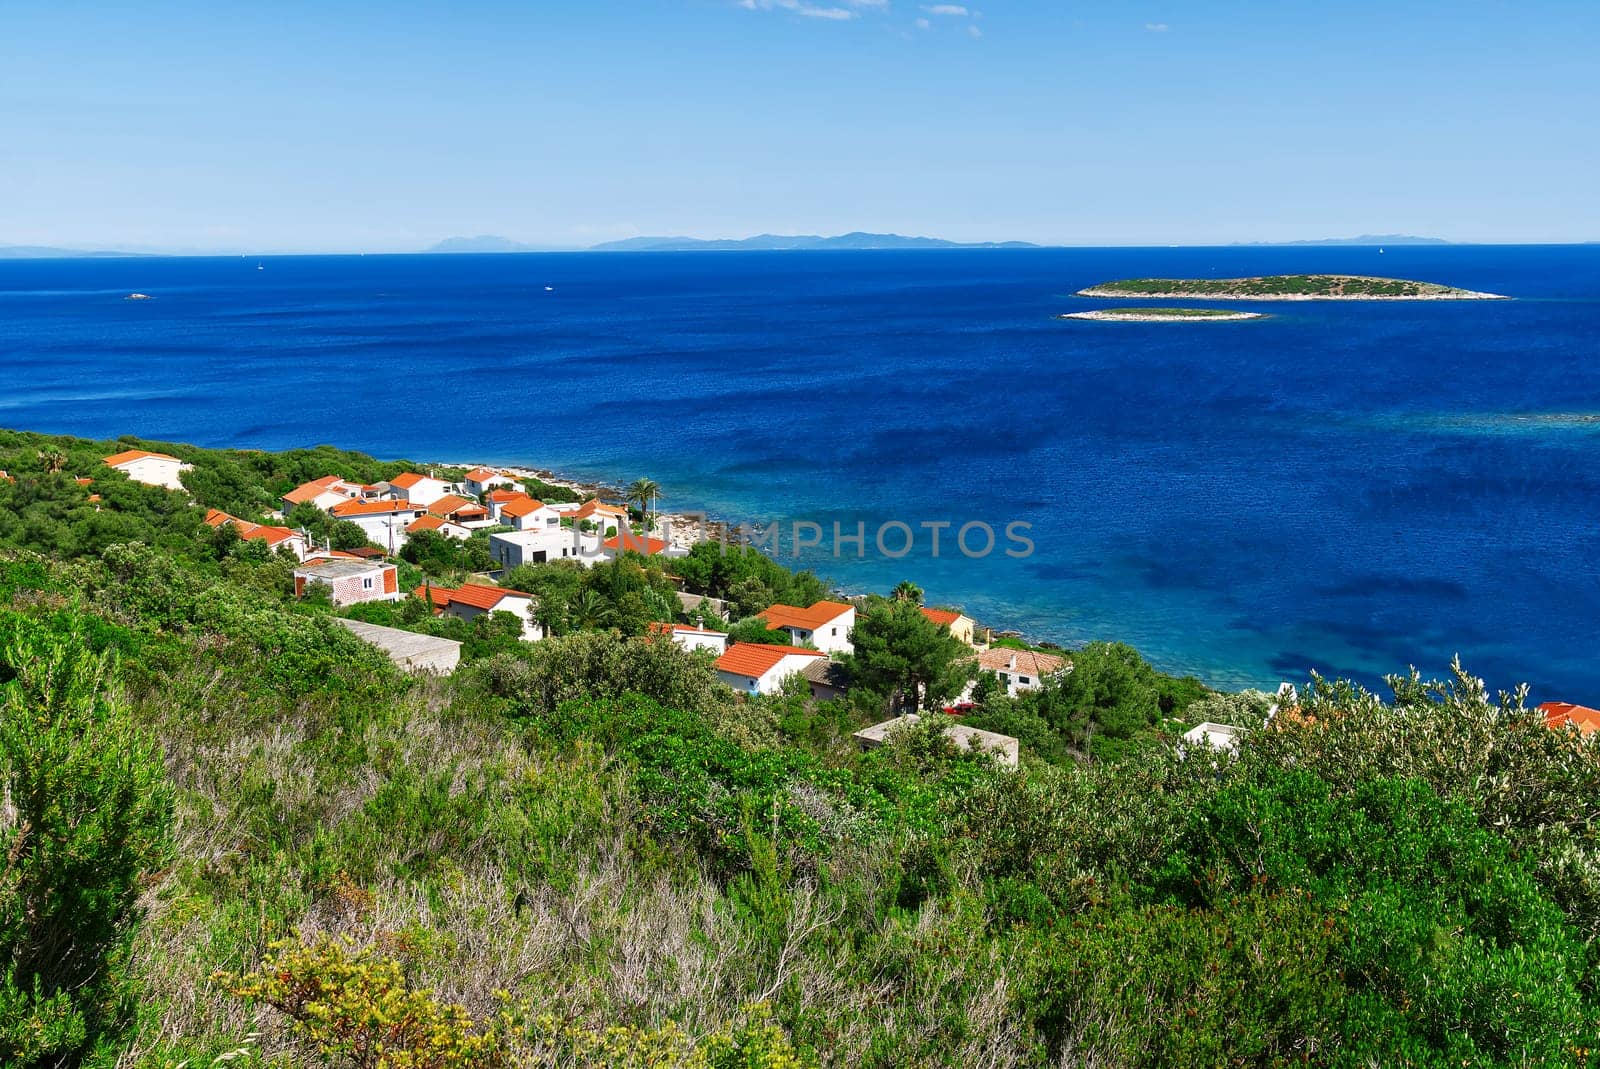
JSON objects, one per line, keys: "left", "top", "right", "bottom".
{"left": 218, "top": 937, "right": 812, "bottom": 1069}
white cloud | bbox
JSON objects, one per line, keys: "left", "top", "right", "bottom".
{"left": 922, "top": 3, "right": 968, "bottom": 13}
{"left": 738, "top": 0, "right": 886, "bottom": 20}
{"left": 1145, "top": 22, "right": 1169, "bottom": 31}
{"left": 914, "top": 16, "right": 931, "bottom": 28}
{"left": 967, "top": 23, "right": 982, "bottom": 37}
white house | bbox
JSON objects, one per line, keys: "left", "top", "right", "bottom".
{"left": 414, "top": 582, "right": 543, "bottom": 640}
{"left": 1180, "top": 722, "right": 1243, "bottom": 755}
{"left": 973, "top": 647, "right": 1069, "bottom": 698}
{"left": 562, "top": 498, "right": 629, "bottom": 533}
{"left": 426, "top": 494, "right": 491, "bottom": 525}
{"left": 463, "top": 467, "right": 520, "bottom": 497}
{"left": 853, "top": 714, "right": 1020, "bottom": 767}
{"left": 405, "top": 514, "right": 471, "bottom": 540}
{"left": 713, "top": 643, "right": 827, "bottom": 696}
{"left": 386, "top": 472, "right": 456, "bottom": 508}
{"left": 103, "top": 449, "right": 192, "bottom": 491}
{"left": 293, "top": 559, "right": 400, "bottom": 606}
{"left": 489, "top": 527, "right": 604, "bottom": 570}
{"left": 500, "top": 496, "right": 563, "bottom": 532}
{"left": 282, "top": 475, "right": 367, "bottom": 514}
{"left": 757, "top": 600, "right": 856, "bottom": 655}
{"left": 203, "top": 508, "right": 312, "bottom": 560}
{"left": 328, "top": 498, "right": 428, "bottom": 551}
{"left": 649, "top": 621, "right": 729, "bottom": 655}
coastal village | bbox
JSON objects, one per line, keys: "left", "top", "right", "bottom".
{"left": 97, "top": 445, "right": 1085, "bottom": 763}
{"left": 93, "top": 445, "right": 1600, "bottom": 761}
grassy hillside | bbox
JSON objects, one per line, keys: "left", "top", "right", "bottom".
{"left": 3, "top": 429, "right": 1598, "bottom": 1067}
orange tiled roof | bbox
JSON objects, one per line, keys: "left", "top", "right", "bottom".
{"left": 571, "top": 499, "right": 628, "bottom": 521}
{"left": 248, "top": 525, "right": 299, "bottom": 547}
{"left": 406, "top": 514, "right": 448, "bottom": 533}
{"left": 976, "top": 647, "right": 1066, "bottom": 677}
{"left": 104, "top": 448, "right": 180, "bottom": 467}
{"left": 715, "top": 642, "right": 824, "bottom": 678}
{"left": 428, "top": 494, "right": 485, "bottom": 517}
{"left": 759, "top": 600, "right": 853, "bottom": 632}
{"left": 74, "top": 476, "right": 93, "bottom": 486}
{"left": 204, "top": 508, "right": 236, "bottom": 528}
{"left": 604, "top": 532, "right": 669, "bottom": 555}
{"left": 1539, "top": 701, "right": 1600, "bottom": 735}
{"left": 500, "top": 497, "right": 548, "bottom": 519}
{"left": 412, "top": 583, "right": 531, "bottom": 612}
{"left": 464, "top": 467, "right": 501, "bottom": 482}
{"left": 331, "top": 498, "right": 422, "bottom": 517}
{"left": 284, "top": 475, "right": 354, "bottom": 505}
{"left": 921, "top": 607, "right": 962, "bottom": 627}
{"left": 388, "top": 472, "right": 432, "bottom": 489}
{"left": 487, "top": 488, "right": 529, "bottom": 504}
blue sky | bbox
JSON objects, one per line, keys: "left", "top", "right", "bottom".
{"left": 2, "top": 0, "right": 1597, "bottom": 250}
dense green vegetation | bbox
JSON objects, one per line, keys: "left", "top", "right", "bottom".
{"left": 4, "top": 428, "right": 1599, "bottom": 1066}
{"left": 1079, "top": 274, "right": 1491, "bottom": 298}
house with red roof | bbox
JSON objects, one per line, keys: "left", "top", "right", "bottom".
{"left": 293, "top": 559, "right": 400, "bottom": 606}
{"left": 463, "top": 467, "right": 520, "bottom": 497}
{"left": 602, "top": 532, "right": 681, "bottom": 561}
{"left": 413, "top": 582, "right": 542, "bottom": 639}
{"left": 484, "top": 488, "right": 532, "bottom": 522}
{"left": 1538, "top": 701, "right": 1600, "bottom": 736}
{"left": 648, "top": 621, "right": 729, "bottom": 655}
{"left": 405, "top": 513, "right": 471, "bottom": 540}
{"left": 714, "top": 642, "right": 826, "bottom": 695}
{"left": 104, "top": 448, "right": 192, "bottom": 491}
{"left": 972, "top": 647, "right": 1069, "bottom": 698}
{"left": 282, "top": 475, "right": 366, "bottom": 514}
{"left": 203, "top": 508, "right": 311, "bottom": 560}
{"left": 386, "top": 472, "right": 455, "bottom": 508}
{"left": 427, "top": 494, "right": 490, "bottom": 525}
{"left": 500, "top": 496, "right": 562, "bottom": 532}
{"left": 557, "top": 498, "right": 629, "bottom": 531}
{"left": 328, "top": 497, "right": 429, "bottom": 551}
{"left": 921, "top": 606, "right": 977, "bottom": 646}
{"left": 757, "top": 600, "right": 856, "bottom": 655}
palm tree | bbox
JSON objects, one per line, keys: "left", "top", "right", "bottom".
{"left": 570, "top": 590, "right": 615, "bottom": 631}
{"left": 891, "top": 580, "right": 924, "bottom": 604}
{"left": 626, "top": 477, "right": 661, "bottom": 530}
{"left": 37, "top": 449, "right": 66, "bottom": 475}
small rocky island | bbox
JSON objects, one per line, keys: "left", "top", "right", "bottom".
{"left": 1076, "top": 274, "right": 1507, "bottom": 300}
{"left": 1060, "top": 307, "right": 1266, "bottom": 322}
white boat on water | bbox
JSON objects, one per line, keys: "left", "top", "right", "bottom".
{"left": 125, "top": 292, "right": 152, "bottom": 300}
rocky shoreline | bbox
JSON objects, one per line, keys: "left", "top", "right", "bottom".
{"left": 1074, "top": 286, "right": 1508, "bottom": 301}
{"left": 1060, "top": 310, "right": 1266, "bottom": 322}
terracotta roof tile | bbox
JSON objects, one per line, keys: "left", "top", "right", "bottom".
{"left": 715, "top": 642, "right": 825, "bottom": 678}
{"left": 1539, "top": 701, "right": 1600, "bottom": 735}
{"left": 331, "top": 498, "right": 423, "bottom": 517}
{"left": 104, "top": 448, "right": 180, "bottom": 467}
{"left": 759, "top": 601, "right": 853, "bottom": 632}
{"left": 501, "top": 497, "right": 548, "bottom": 519}
{"left": 976, "top": 647, "right": 1066, "bottom": 677}
{"left": 921, "top": 607, "right": 962, "bottom": 627}
{"left": 604, "top": 533, "right": 669, "bottom": 555}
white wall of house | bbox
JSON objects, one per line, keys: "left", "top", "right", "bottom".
{"left": 717, "top": 653, "right": 822, "bottom": 696}
{"left": 508, "top": 504, "right": 563, "bottom": 532}
{"left": 465, "top": 472, "right": 518, "bottom": 496}
{"left": 490, "top": 528, "right": 604, "bottom": 571}
{"left": 665, "top": 628, "right": 728, "bottom": 655}
{"left": 441, "top": 596, "right": 545, "bottom": 641}
{"left": 343, "top": 509, "right": 426, "bottom": 551}
{"left": 114, "top": 456, "right": 191, "bottom": 490}
{"left": 393, "top": 477, "right": 454, "bottom": 507}
{"left": 776, "top": 608, "right": 855, "bottom": 656}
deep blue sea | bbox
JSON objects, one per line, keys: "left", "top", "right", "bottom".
{"left": 3, "top": 246, "right": 1598, "bottom": 697}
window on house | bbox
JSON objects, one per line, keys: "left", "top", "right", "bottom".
{"left": 1019, "top": 676, "right": 1031, "bottom": 685}
{"left": 362, "top": 578, "right": 373, "bottom": 589}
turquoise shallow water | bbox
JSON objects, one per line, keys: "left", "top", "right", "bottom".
{"left": 2, "top": 245, "right": 1597, "bottom": 696}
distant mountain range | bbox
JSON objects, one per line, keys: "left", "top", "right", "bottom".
{"left": 0, "top": 245, "right": 147, "bottom": 259}
{"left": 1238, "top": 234, "right": 1451, "bottom": 246}
{"left": 423, "top": 235, "right": 553, "bottom": 254}
{"left": 423, "top": 232, "right": 1039, "bottom": 254}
